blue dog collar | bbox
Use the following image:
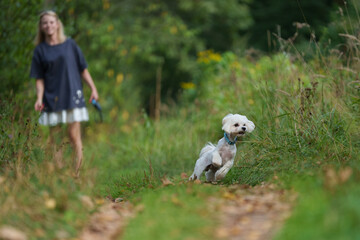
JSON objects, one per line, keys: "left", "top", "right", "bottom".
{"left": 224, "top": 132, "right": 237, "bottom": 145}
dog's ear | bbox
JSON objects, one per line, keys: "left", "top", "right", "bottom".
{"left": 246, "top": 119, "right": 255, "bottom": 133}
{"left": 222, "top": 114, "right": 233, "bottom": 133}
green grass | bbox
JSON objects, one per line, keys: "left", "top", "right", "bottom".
{"left": 122, "top": 183, "right": 219, "bottom": 240}
{"left": 1, "top": 45, "right": 360, "bottom": 239}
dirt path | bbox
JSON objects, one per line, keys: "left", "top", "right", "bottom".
{"left": 79, "top": 182, "right": 294, "bottom": 240}
{"left": 211, "top": 183, "right": 294, "bottom": 240}
{"left": 79, "top": 200, "right": 134, "bottom": 240}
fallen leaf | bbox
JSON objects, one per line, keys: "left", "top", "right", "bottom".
{"left": 0, "top": 225, "right": 27, "bottom": 240}
{"left": 161, "top": 176, "right": 174, "bottom": 186}
{"left": 194, "top": 179, "right": 202, "bottom": 184}
{"left": 95, "top": 198, "right": 105, "bottom": 205}
{"left": 325, "top": 167, "right": 338, "bottom": 189}
{"left": 45, "top": 198, "right": 56, "bottom": 209}
{"left": 180, "top": 172, "right": 188, "bottom": 179}
{"left": 339, "top": 167, "right": 352, "bottom": 183}
{"left": 222, "top": 191, "right": 236, "bottom": 200}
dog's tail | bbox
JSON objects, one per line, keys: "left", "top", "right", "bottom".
{"left": 199, "top": 143, "right": 216, "bottom": 157}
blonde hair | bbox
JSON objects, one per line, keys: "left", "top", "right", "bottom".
{"left": 34, "top": 10, "right": 66, "bottom": 45}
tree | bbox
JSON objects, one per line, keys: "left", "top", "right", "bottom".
{"left": 0, "top": 0, "right": 43, "bottom": 97}
{"left": 248, "top": 0, "right": 334, "bottom": 51}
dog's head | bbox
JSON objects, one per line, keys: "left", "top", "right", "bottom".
{"left": 222, "top": 114, "right": 255, "bottom": 137}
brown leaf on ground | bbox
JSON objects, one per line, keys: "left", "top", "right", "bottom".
{"left": 161, "top": 176, "right": 174, "bottom": 186}
{"left": 0, "top": 225, "right": 27, "bottom": 240}
{"left": 194, "top": 179, "right": 202, "bottom": 184}
{"left": 339, "top": 167, "right": 353, "bottom": 183}
{"left": 181, "top": 172, "right": 189, "bottom": 179}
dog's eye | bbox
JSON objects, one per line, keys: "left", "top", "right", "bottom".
{"left": 234, "top": 123, "right": 239, "bottom": 127}
{"left": 243, "top": 124, "right": 246, "bottom": 126}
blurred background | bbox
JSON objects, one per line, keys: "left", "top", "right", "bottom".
{"left": 1, "top": 0, "right": 356, "bottom": 120}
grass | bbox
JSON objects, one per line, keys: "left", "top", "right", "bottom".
{"left": 1, "top": 32, "right": 360, "bottom": 239}
{"left": 122, "top": 183, "right": 219, "bottom": 240}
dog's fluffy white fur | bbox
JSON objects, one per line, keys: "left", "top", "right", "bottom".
{"left": 189, "top": 114, "right": 255, "bottom": 182}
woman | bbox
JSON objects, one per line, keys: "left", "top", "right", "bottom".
{"left": 30, "top": 10, "right": 99, "bottom": 177}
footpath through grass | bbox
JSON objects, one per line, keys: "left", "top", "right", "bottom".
{"left": 1, "top": 49, "right": 360, "bottom": 239}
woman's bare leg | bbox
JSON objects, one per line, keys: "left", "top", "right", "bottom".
{"left": 49, "top": 125, "right": 64, "bottom": 168}
{"left": 68, "top": 122, "right": 83, "bottom": 177}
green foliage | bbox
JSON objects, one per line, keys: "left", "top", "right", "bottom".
{"left": 248, "top": 0, "right": 334, "bottom": 50}
{"left": 319, "top": 0, "right": 360, "bottom": 57}
{"left": 0, "top": 96, "right": 41, "bottom": 169}
{"left": 0, "top": 0, "right": 42, "bottom": 96}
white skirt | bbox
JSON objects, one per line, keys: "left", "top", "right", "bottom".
{"left": 39, "top": 107, "right": 89, "bottom": 126}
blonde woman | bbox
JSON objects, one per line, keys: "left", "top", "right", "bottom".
{"left": 30, "top": 10, "right": 99, "bottom": 177}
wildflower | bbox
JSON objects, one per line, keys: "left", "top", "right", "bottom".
{"left": 103, "top": 0, "right": 110, "bottom": 10}
{"left": 107, "top": 69, "right": 114, "bottom": 78}
{"left": 180, "top": 82, "right": 196, "bottom": 90}
{"left": 170, "top": 26, "right": 178, "bottom": 34}
{"left": 107, "top": 24, "right": 114, "bottom": 32}
{"left": 116, "top": 73, "right": 124, "bottom": 84}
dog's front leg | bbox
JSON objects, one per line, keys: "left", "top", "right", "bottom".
{"left": 215, "top": 161, "right": 234, "bottom": 181}
{"left": 211, "top": 151, "right": 222, "bottom": 168}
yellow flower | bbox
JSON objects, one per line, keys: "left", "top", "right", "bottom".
{"left": 170, "top": 26, "right": 178, "bottom": 34}
{"left": 116, "top": 73, "right": 124, "bottom": 84}
{"left": 122, "top": 110, "right": 130, "bottom": 121}
{"left": 180, "top": 82, "right": 196, "bottom": 90}
{"left": 107, "top": 69, "right": 114, "bottom": 78}
{"left": 248, "top": 99, "right": 255, "bottom": 105}
{"left": 209, "top": 52, "right": 221, "bottom": 62}
{"left": 107, "top": 24, "right": 114, "bottom": 32}
{"left": 196, "top": 50, "right": 221, "bottom": 64}
{"left": 103, "top": 1, "right": 110, "bottom": 10}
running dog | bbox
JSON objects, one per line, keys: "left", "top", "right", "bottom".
{"left": 189, "top": 114, "right": 255, "bottom": 182}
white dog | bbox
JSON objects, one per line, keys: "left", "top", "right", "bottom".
{"left": 189, "top": 114, "right": 255, "bottom": 182}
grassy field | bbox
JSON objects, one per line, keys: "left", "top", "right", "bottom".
{"left": 1, "top": 43, "right": 360, "bottom": 239}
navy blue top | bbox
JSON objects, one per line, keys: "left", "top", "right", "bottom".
{"left": 30, "top": 38, "right": 88, "bottom": 112}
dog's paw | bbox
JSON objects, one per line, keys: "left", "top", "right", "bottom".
{"left": 189, "top": 174, "right": 197, "bottom": 181}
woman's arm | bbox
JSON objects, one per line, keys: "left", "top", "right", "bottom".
{"left": 35, "top": 79, "right": 44, "bottom": 111}
{"left": 81, "top": 69, "right": 99, "bottom": 102}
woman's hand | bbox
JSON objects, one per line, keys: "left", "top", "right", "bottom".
{"left": 35, "top": 79, "right": 45, "bottom": 111}
{"left": 34, "top": 99, "right": 44, "bottom": 111}
{"left": 89, "top": 88, "right": 99, "bottom": 103}
{"left": 81, "top": 69, "right": 99, "bottom": 103}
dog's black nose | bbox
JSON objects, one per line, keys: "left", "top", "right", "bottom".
{"left": 242, "top": 127, "right": 246, "bottom": 131}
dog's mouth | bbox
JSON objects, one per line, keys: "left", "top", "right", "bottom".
{"left": 237, "top": 131, "right": 246, "bottom": 136}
